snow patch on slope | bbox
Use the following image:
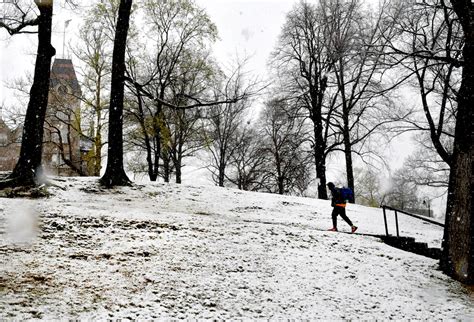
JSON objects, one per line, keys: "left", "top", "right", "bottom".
{"left": 0, "top": 177, "right": 472, "bottom": 319}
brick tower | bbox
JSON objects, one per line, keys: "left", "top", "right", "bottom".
{"left": 43, "top": 58, "right": 91, "bottom": 176}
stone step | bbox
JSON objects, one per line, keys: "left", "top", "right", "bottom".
{"left": 381, "top": 236, "right": 415, "bottom": 247}
{"left": 381, "top": 236, "right": 441, "bottom": 259}
{"left": 426, "top": 247, "right": 442, "bottom": 260}
{"left": 407, "top": 242, "right": 428, "bottom": 253}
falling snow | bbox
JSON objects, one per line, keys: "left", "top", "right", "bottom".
{"left": 0, "top": 177, "right": 472, "bottom": 319}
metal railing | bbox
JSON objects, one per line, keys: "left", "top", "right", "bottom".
{"left": 381, "top": 205, "right": 444, "bottom": 237}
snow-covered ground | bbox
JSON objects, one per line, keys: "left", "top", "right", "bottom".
{"left": 0, "top": 177, "right": 472, "bottom": 319}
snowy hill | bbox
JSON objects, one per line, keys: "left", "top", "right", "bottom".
{"left": 0, "top": 178, "right": 472, "bottom": 319}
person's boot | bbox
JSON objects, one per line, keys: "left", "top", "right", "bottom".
{"left": 328, "top": 227, "right": 338, "bottom": 232}
{"left": 351, "top": 226, "right": 358, "bottom": 233}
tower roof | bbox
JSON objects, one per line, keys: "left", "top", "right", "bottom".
{"left": 50, "top": 58, "right": 82, "bottom": 96}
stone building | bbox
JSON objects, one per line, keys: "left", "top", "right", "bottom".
{"left": 0, "top": 112, "right": 21, "bottom": 172}
{"left": 0, "top": 58, "right": 93, "bottom": 176}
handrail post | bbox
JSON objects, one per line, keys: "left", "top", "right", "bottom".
{"left": 395, "top": 210, "right": 400, "bottom": 238}
{"left": 383, "top": 206, "right": 389, "bottom": 236}
{"left": 382, "top": 205, "right": 444, "bottom": 227}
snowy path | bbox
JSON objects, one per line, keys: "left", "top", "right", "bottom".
{"left": 0, "top": 178, "right": 472, "bottom": 319}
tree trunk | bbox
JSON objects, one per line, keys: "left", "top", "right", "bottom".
{"left": 440, "top": 1, "right": 474, "bottom": 284}
{"left": 99, "top": 0, "right": 132, "bottom": 187}
{"left": 54, "top": 127, "right": 85, "bottom": 176}
{"left": 1, "top": 1, "right": 55, "bottom": 188}
{"left": 94, "top": 124, "right": 102, "bottom": 176}
{"left": 313, "top": 120, "right": 328, "bottom": 200}
{"left": 218, "top": 170, "right": 225, "bottom": 187}
{"left": 149, "top": 103, "right": 163, "bottom": 182}
{"left": 174, "top": 143, "right": 182, "bottom": 184}
{"left": 163, "top": 150, "right": 170, "bottom": 183}
{"left": 146, "top": 149, "right": 156, "bottom": 181}
{"left": 217, "top": 148, "right": 226, "bottom": 187}
{"left": 344, "top": 144, "right": 355, "bottom": 201}
{"left": 93, "top": 74, "right": 103, "bottom": 176}
{"left": 343, "top": 119, "right": 355, "bottom": 203}
{"left": 276, "top": 154, "right": 284, "bottom": 194}
{"left": 315, "top": 152, "right": 328, "bottom": 199}
{"left": 134, "top": 90, "right": 155, "bottom": 181}
{"left": 278, "top": 177, "right": 284, "bottom": 195}
{"left": 218, "top": 161, "right": 225, "bottom": 187}
{"left": 310, "top": 77, "right": 328, "bottom": 200}
{"left": 152, "top": 130, "right": 160, "bottom": 181}
{"left": 338, "top": 60, "right": 355, "bottom": 202}
{"left": 175, "top": 155, "right": 182, "bottom": 184}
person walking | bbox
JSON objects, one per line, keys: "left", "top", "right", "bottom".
{"left": 327, "top": 182, "right": 357, "bottom": 233}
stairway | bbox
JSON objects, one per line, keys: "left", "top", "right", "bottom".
{"left": 381, "top": 235, "right": 442, "bottom": 260}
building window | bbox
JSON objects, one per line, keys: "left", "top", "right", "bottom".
{"left": 61, "top": 127, "right": 69, "bottom": 143}
{"left": 58, "top": 85, "right": 68, "bottom": 94}
{"left": 51, "top": 153, "right": 61, "bottom": 165}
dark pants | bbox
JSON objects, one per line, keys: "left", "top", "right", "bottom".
{"left": 332, "top": 206, "right": 353, "bottom": 228}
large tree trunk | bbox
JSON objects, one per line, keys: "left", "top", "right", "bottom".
{"left": 440, "top": 1, "right": 474, "bottom": 284}
{"left": 310, "top": 78, "right": 328, "bottom": 200}
{"left": 99, "top": 0, "right": 132, "bottom": 187}
{"left": 313, "top": 120, "right": 328, "bottom": 200}
{"left": 277, "top": 177, "right": 284, "bottom": 195}
{"left": 1, "top": 1, "right": 55, "bottom": 188}
{"left": 314, "top": 149, "right": 328, "bottom": 199}
{"left": 218, "top": 155, "right": 225, "bottom": 187}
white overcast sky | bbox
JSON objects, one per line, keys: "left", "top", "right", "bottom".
{"left": 195, "top": 0, "right": 294, "bottom": 73}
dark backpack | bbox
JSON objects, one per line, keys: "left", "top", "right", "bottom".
{"left": 340, "top": 187, "right": 354, "bottom": 203}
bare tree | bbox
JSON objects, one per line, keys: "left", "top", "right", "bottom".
{"left": 159, "top": 50, "right": 216, "bottom": 184}
{"left": 403, "top": 133, "right": 451, "bottom": 188}
{"left": 383, "top": 0, "right": 472, "bottom": 282}
{"left": 273, "top": 0, "right": 342, "bottom": 199}
{"left": 259, "top": 98, "right": 313, "bottom": 195}
{"left": 124, "top": 0, "right": 217, "bottom": 182}
{"left": 0, "top": 0, "right": 56, "bottom": 188}
{"left": 385, "top": 0, "right": 460, "bottom": 168}
{"left": 164, "top": 107, "right": 203, "bottom": 184}
{"left": 43, "top": 87, "right": 85, "bottom": 176}
{"left": 203, "top": 65, "right": 254, "bottom": 187}
{"left": 71, "top": 3, "right": 116, "bottom": 176}
{"left": 227, "top": 126, "right": 269, "bottom": 191}
{"left": 324, "top": 0, "right": 402, "bottom": 200}
{"left": 384, "top": 167, "right": 421, "bottom": 211}
{"left": 441, "top": 0, "right": 474, "bottom": 284}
